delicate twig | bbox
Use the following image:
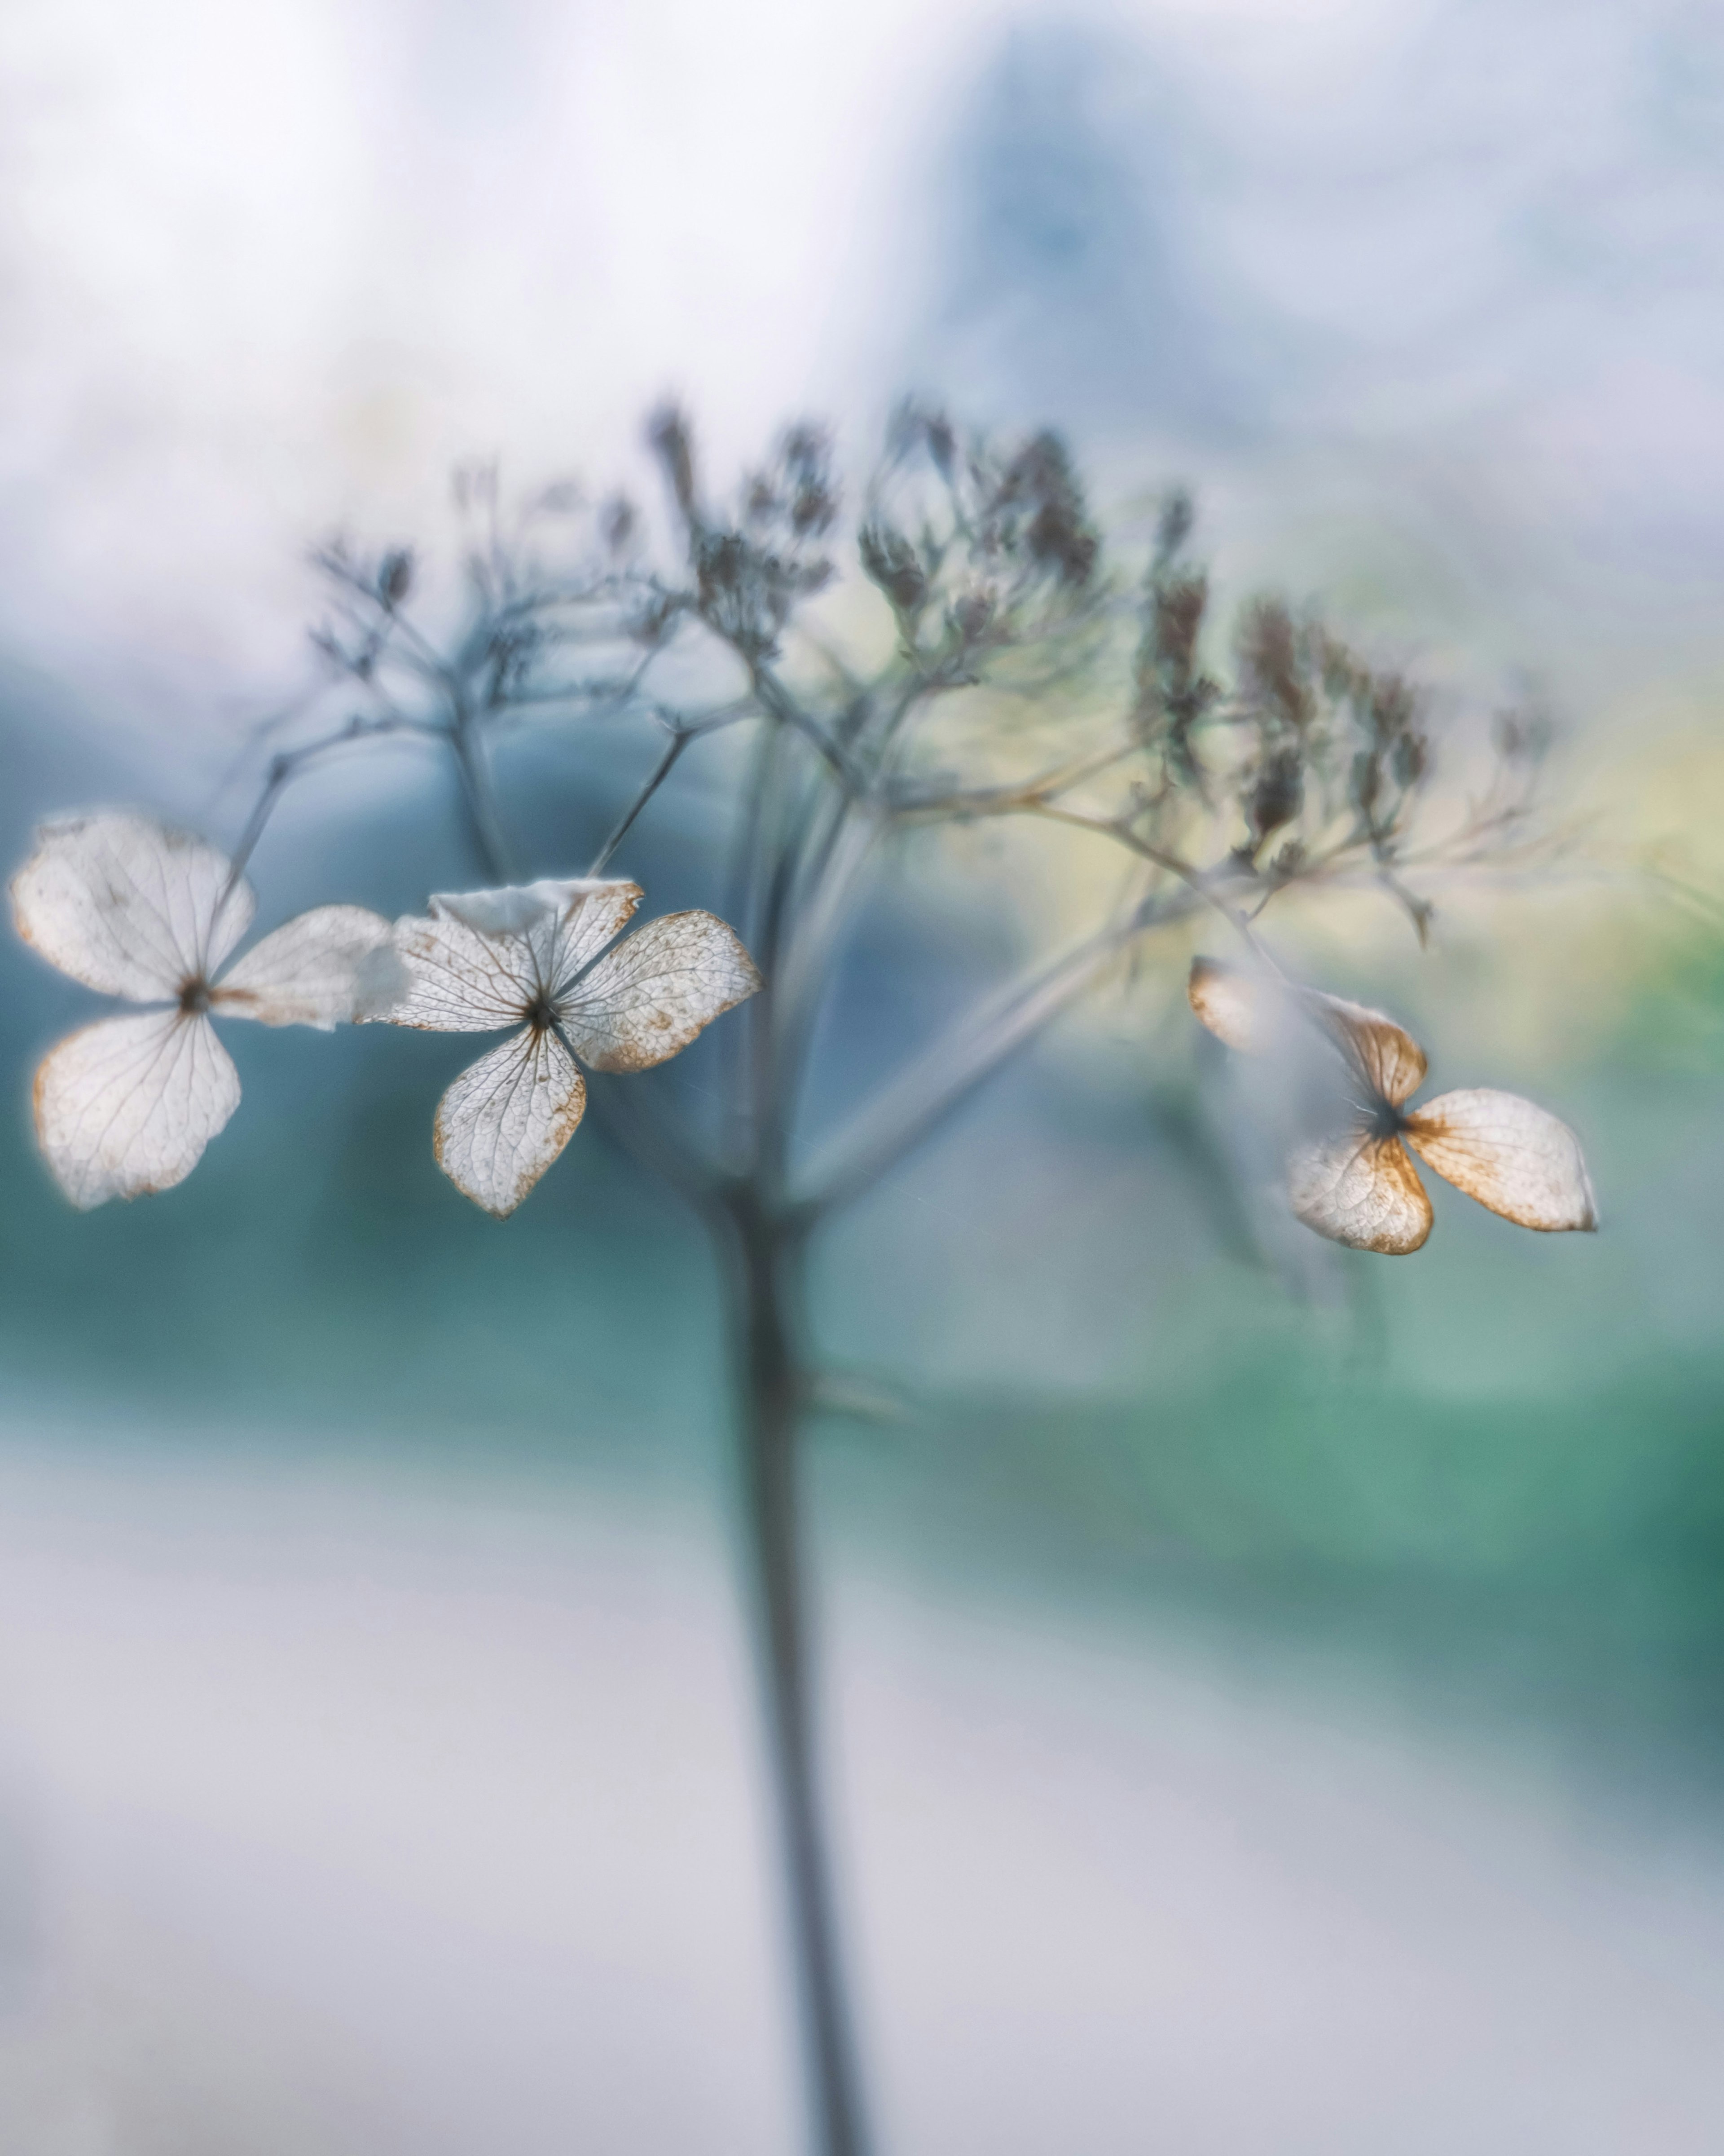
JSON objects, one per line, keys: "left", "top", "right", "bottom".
{"left": 587, "top": 727, "right": 690, "bottom": 877}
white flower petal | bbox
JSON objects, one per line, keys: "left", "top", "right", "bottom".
{"left": 432, "top": 885, "right": 563, "bottom": 940}
{"left": 433, "top": 1025, "right": 586, "bottom": 1217}
{"left": 387, "top": 910, "right": 536, "bottom": 1032}
{"left": 1286, "top": 1130, "right": 1433, "bottom": 1255}
{"left": 11, "top": 809, "right": 254, "bottom": 1001}
{"left": 1188, "top": 957, "right": 1426, "bottom": 1106}
{"left": 1187, "top": 957, "right": 1274, "bottom": 1054}
{"left": 1404, "top": 1088, "right": 1597, "bottom": 1233}
{"left": 213, "top": 906, "right": 406, "bottom": 1029}
{"left": 557, "top": 910, "right": 761, "bottom": 1073}
{"left": 545, "top": 881, "right": 643, "bottom": 990}
{"left": 33, "top": 1009, "right": 241, "bottom": 1209}
{"left": 429, "top": 880, "right": 640, "bottom": 997}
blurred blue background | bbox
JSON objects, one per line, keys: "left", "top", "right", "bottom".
{"left": 1, "top": 1, "right": 1723, "bottom": 2148}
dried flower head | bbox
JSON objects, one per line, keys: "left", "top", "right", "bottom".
{"left": 1189, "top": 957, "right": 1596, "bottom": 1255}
{"left": 10, "top": 810, "right": 402, "bottom": 1208}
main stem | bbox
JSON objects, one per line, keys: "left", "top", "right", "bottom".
{"left": 721, "top": 1190, "right": 871, "bottom": 2156}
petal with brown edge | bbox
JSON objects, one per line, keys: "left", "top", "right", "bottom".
{"left": 1187, "top": 957, "right": 1269, "bottom": 1052}
{"left": 1287, "top": 1129, "right": 1434, "bottom": 1254}
{"left": 433, "top": 1025, "right": 586, "bottom": 1217}
{"left": 1309, "top": 992, "right": 1428, "bottom": 1108}
{"left": 558, "top": 911, "right": 761, "bottom": 1073}
{"left": 34, "top": 1008, "right": 241, "bottom": 1209}
{"left": 545, "top": 880, "right": 644, "bottom": 989}
{"left": 1188, "top": 957, "right": 1427, "bottom": 1105}
{"left": 11, "top": 809, "right": 253, "bottom": 1001}
{"left": 387, "top": 911, "right": 536, "bottom": 1032}
{"left": 1403, "top": 1088, "right": 1597, "bottom": 1233}
{"left": 214, "top": 906, "right": 405, "bottom": 1028}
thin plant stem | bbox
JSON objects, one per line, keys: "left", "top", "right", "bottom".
{"left": 723, "top": 1194, "right": 871, "bottom": 2156}
{"left": 587, "top": 728, "right": 689, "bottom": 876}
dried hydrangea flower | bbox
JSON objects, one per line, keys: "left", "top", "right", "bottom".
{"left": 10, "top": 809, "right": 403, "bottom": 1208}
{"left": 385, "top": 878, "right": 760, "bottom": 1217}
{"left": 1188, "top": 956, "right": 1597, "bottom": 1255}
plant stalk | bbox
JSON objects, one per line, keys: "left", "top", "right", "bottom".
{"left": 721, "top": 1192, "right": 871, "bottom": 2156}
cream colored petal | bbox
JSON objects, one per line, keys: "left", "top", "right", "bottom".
{"left": 1188, "top": 957, "right": 1426, "bottom": 1106}
{"left": 1403, "top": 1089, "right": 1597, "bottom": 1233}
{"left": 1187, "top": 957, "right": 1268, "bottom": 1052}
{"left": 557, "top": 911, "right": 761, "bottom": 1073}
{"left": 431, "top": 880, "right": 641, "bottom": 1000}
{"left": 433, "top": 1025, "right": 586, "bottom": 1217}
{"left": 33, "top": 1009, "right": 241, "bottom": 1209}
{"left": 212, "top": 906, "right": 406, "bottom": 1028}
{"left": 1286, "top": 1130, "right": 1433, "bottom": 1255}
{"left": 387, "top": 910, "right": 536, "bottom": 1031}
{"left": 1314, "top": 993, "right": 1427, "bottom": 1110}
{"left": 545, "top": 881, "right": 643, "bottom": 992}
{"left": 10, "top": 809, "right": 254, "bottom": 1000}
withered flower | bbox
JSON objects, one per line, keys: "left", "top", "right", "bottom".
{"left": 1189, "top": 957, "right": 1596, "bottom": 1254}
{"left": 385, "top": 880, "right": 759, "bottom": 1216}
{"left": 10, "top": 810, "right": 400, "bottom": 1207}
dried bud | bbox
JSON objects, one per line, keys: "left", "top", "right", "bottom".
{"left": 1239, "top": 598, "right": 1310, "bottom": 733}
{"left": 1318, "top": 633, "right": 1363, "bottom": 704}
{"left": 1026, "top": 499, "right": 1099, "bottom": 586}
{"left": 1153, "top": 573, "right": 1206, "bottom": 678}
{"left": 696, "top": 531, "right": 747, "bottom": 598}
{"left": 1368, "top": 674, "right": 1417, "bottom": 742}
{"left": 992, "top": 433, "right": 1099, "bottom": 587}
{"left": 858, "top": 523, "right": 928, "bottom": 617}
{"left": 1247, "top": 745, "right": 1304, "bottom": 843}
{"left": 647, "top": 405, "right": 698, "bottom": 518}
{"left": 791, "top": 484, "right": 834, "bottom": 537}
{"left": 377, "top": 550, "right": 414, "bottom": 608}
{"left": 600, "top": 494, "right": 637, "bottom": 552}
{"left": 950, "top": 590, "right": 996, "bottom": 644}
{"left": 1391, "top": 729, "right": 1429, "bottom": 789}
{"left": 1154, "top": 488, "right": 1194, "bottom": 567}
{"left": 1270, "top": 838, "right": 1306, "bottom": 880}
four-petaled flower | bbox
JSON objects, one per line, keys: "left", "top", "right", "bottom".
{"left": 1188, "top": 956, "right": 1596, "bottom": 1254}
{"left": 383, "top": 878, "right": 760, "bottom": 1216}
{"left": 10, "top": 809, "right": 403, "bottom": 1208}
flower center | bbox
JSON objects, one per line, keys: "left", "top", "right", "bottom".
{"left": 1364, "top": 1093, "right": 1407, "bottom": 1140}
{"left": 524, "top": 992, "right": 558, "bottom": 1033}
{"left": 178, "top": 978, "right": 212, "bottom": 1015}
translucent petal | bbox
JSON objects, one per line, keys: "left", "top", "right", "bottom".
{"left": 10, "top": 809, "right": 253, "bottom": 1001}
{"left": 213, "top": 906, "right": 406, "bottom": 1029}
{"left": 33, "top": 1009, "right": 241, "bottom": 1209}
{"left": 545, "top": 881, "right": 643, "bottom": 992}
{"left": 432, "top": 885, "right": 568, "bottom": 940}
{"left": 433, "top": 1025, "right": 586, "bottom": 1217}
{"left": 1187, "top": 957, "right": 1271, "bottom": 1053}
{"left": 387, "top": 910, "right": 537, "bottom": 1032}
{"left": 1286, "top": 1130, "right": 1434, "bottom": 1254}
{"left": 431, "top": 880, "right": 640, "bottom": 1001}
{"left": 557, "top": 911, "right": 761, "bottom": 1073}
{"left": 1404, "top": 1088, "right": 1597, "bottom": 1233}
{"left": 1188, "top": 957, "right": 1426, "bottom": 1106}
{"left": 1315, "top": 993, "right": 1428, "bottom": 1110}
